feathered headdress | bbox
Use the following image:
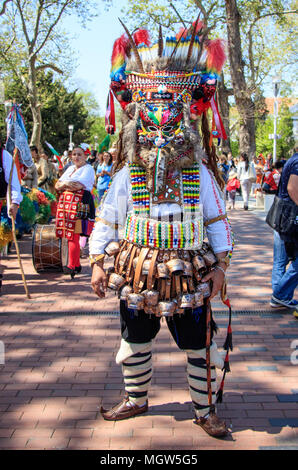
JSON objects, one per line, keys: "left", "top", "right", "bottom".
{"left": 106, "top": 18, "right": 227, "bottom": 141}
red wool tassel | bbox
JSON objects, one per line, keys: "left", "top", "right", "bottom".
{"left": 206, "top": 39, "right": 226, "bottom": 74}
{"left": 190, "top": 99, "right": 211, "bottom": 116}
{"left": 133, "top": 29, "right": 151, "bottom": 46}
{"left": 216, "top": 389, "right": 223, "bottom": 403}
{"left": 216, "top": 380, "right": 225, "bottom": 403}
{"left": 224, "top": 321, "right": 233, "bottom": 352}
{"left": 223, "top": 323, "right": 233, "bottom": 352}
{"left": 223, "top": 352, "right": 231, "bottom": 373}
{"left": 223, "top": 298, "right": 231, "bottom": 309}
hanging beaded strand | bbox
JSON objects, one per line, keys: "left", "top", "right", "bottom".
{"left": 182, "top": 163, "right": 200, "bottom": 216}
{"left": 129, "top": 164, "right": 150, "bottom": 217}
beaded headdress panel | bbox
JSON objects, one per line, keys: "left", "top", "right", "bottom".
{"left": 106, "top": 19, "right": 227, "bottom": 193}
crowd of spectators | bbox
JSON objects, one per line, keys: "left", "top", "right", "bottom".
{"left": 218, "top": 150, "right": 288, "bottom": 210}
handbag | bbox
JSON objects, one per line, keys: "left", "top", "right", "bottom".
{"left": 266, "top": 194, "right": 298, "bottom": 238}
{"left": 248, "top": 164, "right": 256, "bottom": 183}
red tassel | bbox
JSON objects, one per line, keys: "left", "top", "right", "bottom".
{"left": 216, "top": 379, "right": 225, "bottom": 403}
{"left": 223, "top": 324, "right": 233, "bottom": 352}
{"left": 190, "top": 99, "right": 211, "bottom": 116}
{"left": 223, "top": 352, "right": 231, "bottom": 373}
{"left": 133, "top": 29, "right": 151, "bottom": 46}
{"left": 216, "top": 388, "right": 223, "bottom": 403}
{"left": 223, "top": 298, "right": 231, "bottom": 309}
{"left": 206, "top": 39, "right": 226, "bottom": 74}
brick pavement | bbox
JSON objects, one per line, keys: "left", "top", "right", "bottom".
{"left": 0, "top": 197, "right": 277, "bottom": 313}
{"left": 0, "top": 200, "right": 297, "bottom": 450}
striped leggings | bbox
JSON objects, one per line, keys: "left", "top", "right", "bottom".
{"left": 121, "top": 346, "right": 217, "bottom": 417}
{"left": 117, "top": 302, "right": 221, "bottom": 418}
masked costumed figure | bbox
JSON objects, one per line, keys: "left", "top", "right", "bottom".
{"left": 89, "top": 20, "right": 233, "bottom": 437}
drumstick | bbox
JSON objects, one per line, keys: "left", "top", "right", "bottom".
{"left": 7, "top": 148, "right": 31, "bottom": 299}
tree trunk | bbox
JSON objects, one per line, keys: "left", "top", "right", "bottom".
{"left": 28, "top": 57, "right": 42, "bottom": 150}
{"left": 217, "top": 73, "right": 232, "bottom": 153}
{"left": 225, "top": 0, "right": 256, "bottom": 159}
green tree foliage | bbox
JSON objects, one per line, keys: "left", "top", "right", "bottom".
{"left": 255, "top": 103, "right": 295, "bottom": 158}
{"left": 0, "top": 71, "right": 97, "bottom": 153}
{"left": 122, "top": 0, "right": 297, "bottom": 154}
{"left": 0, "top": 0, "right": 103, "bottom": 147}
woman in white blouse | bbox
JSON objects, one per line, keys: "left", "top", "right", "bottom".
{"left": 237, "top": 153, "right": 256, "bottom": 210}
{"left": 55, "top": 146, "right": 95, "bottom": 278}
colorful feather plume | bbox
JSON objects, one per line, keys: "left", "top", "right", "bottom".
{"left": 118, "top": 18, "right": 144, "bottom": 73}
{"left": 192, "top": 20, "right": 205, "bottom": 35}
{"left": 133, "top": 29, "right": 151, "bottom": 47}
{"left": 176, "top": 27, "right": 188, "bottom": 41}
{"left": 206, "top": 39, "right": 226, "bottom": 74}
{"left": 111, "top": 34, "right": 130, "bottom": 81}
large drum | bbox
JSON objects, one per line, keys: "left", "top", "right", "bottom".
{"left": 32, "top": 224, "right": 68, "bottom": 273}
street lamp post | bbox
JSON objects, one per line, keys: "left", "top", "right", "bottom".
{"left": 68, "top": 124, "right": 74, "bottom": 151}
{"left": 272, "top": 77, "right": 280, "bottom": 164}
{"left": 94, "top": 135, "right": 98, "bottom": 151}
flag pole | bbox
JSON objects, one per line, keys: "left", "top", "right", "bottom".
{"left": 7, "top": 148, "right": 31, "bottom": 299}
{"left": 6, "top": 104, "right": 31, "bottom": 299}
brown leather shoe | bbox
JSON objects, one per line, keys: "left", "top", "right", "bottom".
{"left": 194, "top": 411, "right": 228, "bottom": 437}
{"left": 100, "top": 395, "right": 148, "bottom": 421}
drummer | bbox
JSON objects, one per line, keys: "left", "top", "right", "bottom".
{"left": 0, "top": 141, "right": 23, "bottom": 294}
{"left": 55, "top": 146, "right": 95, "bottom": 278}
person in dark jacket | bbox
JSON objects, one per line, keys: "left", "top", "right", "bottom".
{"left": 270, "top": 150, "right": 298, "bottom": 310}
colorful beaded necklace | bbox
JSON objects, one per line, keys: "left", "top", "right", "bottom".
{"left": 129, "top": 162, "right": 200, "bottom": 216}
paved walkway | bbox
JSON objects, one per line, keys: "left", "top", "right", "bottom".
{"left": 0, "top": 200, "right": 297, "bottom": 450}
{"left": 0, "top": 198, "right": 279, "bottom": 313}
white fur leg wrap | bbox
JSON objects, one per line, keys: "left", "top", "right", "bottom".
{"left": 184, "top": 341, "right": 224, "bottom": 370}
{"left": 116, "top": 339, "right": 152, "bottom": 365}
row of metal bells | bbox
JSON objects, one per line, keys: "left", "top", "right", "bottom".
{"left": 104, "top": 240, "right": 214, "bottom": 317}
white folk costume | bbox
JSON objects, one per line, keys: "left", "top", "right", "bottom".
{"left": 0, "top": 149, "right": 23, "bottom": 207}
{"left": 89, "top": 20, "right": 233, "bottom": 436}
{"left": 56, "top": 163, "right": 95, "bottom": 277}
